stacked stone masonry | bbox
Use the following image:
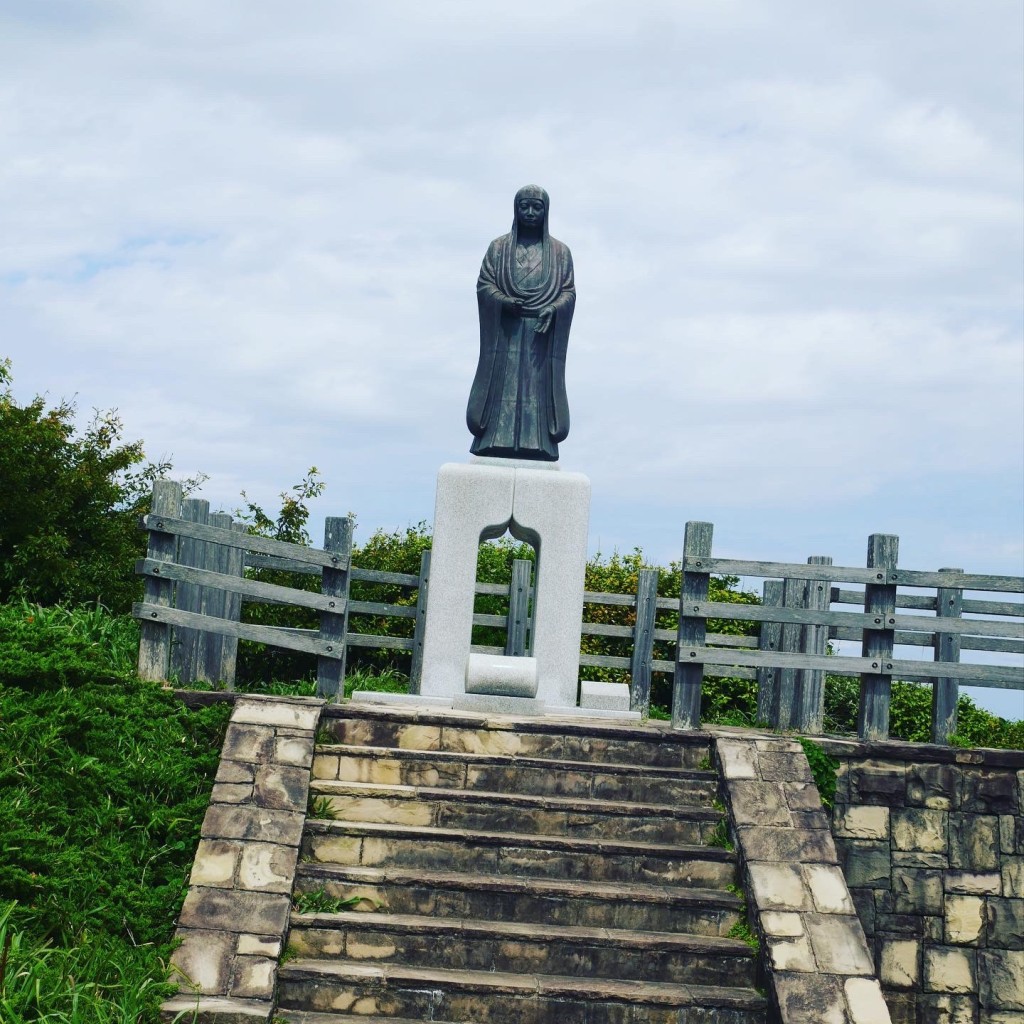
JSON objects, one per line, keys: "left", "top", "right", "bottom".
{"left": 163, "top": 696, "right": 324, "bottom": 1024}
{"left": 824, "top": 738, "right": 1024, "bottom": 1024}
{"left": 716, "top": 734, "right": 892, "bottom": 1024}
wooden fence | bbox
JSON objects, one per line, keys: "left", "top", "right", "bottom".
{"left": 133, "top": 482, "right": 1023, "bottom": 743}
{"left": 673, "top": 522, "right": 1024, "bottom": 742}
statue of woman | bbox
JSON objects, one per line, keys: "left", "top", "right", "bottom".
{"left": 467, "top": 185, "right": 575, "bottom": 461}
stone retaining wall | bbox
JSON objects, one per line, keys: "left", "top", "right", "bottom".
{"left": 715, "top": 734, "right": 892, "bottom": 1024}
{"left": 162, "top": 695, "right": 324, "bottom": 1024}
{"left": 822, "top": 738, "right": 1024, "bottom": 1024}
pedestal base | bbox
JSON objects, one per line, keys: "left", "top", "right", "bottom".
{"left": 419, "top": 459, "right": 590, "bottom": 711}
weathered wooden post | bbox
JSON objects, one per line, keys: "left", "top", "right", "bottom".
{"left": 196, "top": 512, "right": 239, "bottom": 686}
{"left": 794, "top": 555, "right": 832, "bottom": 734}
{"left": 630, "top": 568, "right": 659, "bottom": 715}
{"left": 137, "top": 480, "right": 182, "bottom": 681}
{"left": 215, "top": 520, "right": 248, "bottom": 687}
{"left": 674, "top": 521, "right": 713, "bottom": 730}
{"left": 169, "top": 498, "right": 209, "bottom": 684}
{"left": 408, "top": 549, "right": 431, "bottom": 694}
{"left": 756, "top": 579, "right": 783, "bottom": 727}
{"left": 857, "top": 533, "right": 899, "bottom": 741}
{"left": 505, "top": 557, "right": 533, "bottom": 657}
{"left": 317, "top": 516, "right": 353, "bottom": 699}
{"left": 932, "top": 567, "right": 963, "bottom": 744}
{"left": 774, "top": 576, "right": 806, "bottom": 729}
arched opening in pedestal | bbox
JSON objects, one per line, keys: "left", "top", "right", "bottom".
{"left": 473, "top": 524, "right": 538, "bottom": 657}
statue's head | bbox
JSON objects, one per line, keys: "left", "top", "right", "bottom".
{"left": 514, "top": 185, "right": 549, "bottom": 232}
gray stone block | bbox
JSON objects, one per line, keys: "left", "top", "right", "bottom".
{"left": 178, "top": 888, "right": 290, "bottom": 935}
{"left": 578, "top": 679, "right": 630, "bottom": 711}
{"left": 452, "top": 693, "right": 547, "bottom": 716}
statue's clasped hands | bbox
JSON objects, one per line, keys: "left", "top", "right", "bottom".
{"left": 500, "top": 294, "right": 554, "bottom": 333}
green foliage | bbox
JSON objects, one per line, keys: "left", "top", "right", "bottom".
{"left": 797, "top": 738, "right": 839, "bottom": 810}
{"left": 0, "top": 601, "right": 230, "bottom": 1019}
{"left": 292, "top": 886, "right": 375, "bottom": 914}
{"left": 824, "top": 675, "right": 1022, "bottom": 750}
{"left": 0, "top": 360, "right": 203, "bottom": 614}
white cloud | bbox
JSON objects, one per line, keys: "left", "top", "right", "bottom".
{"left": 2, "top": 0, "right": 1020, "bottom": 716}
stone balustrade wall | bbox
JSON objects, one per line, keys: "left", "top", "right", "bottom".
{"left": 821, "top": 738, "right": 1024, "bottom": 1024}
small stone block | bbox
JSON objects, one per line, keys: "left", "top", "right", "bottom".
{"left": 881, "top": 937, "right": 920, "bottom": 988}
{"left": 768, "top": 933, "right": 816, "bottom": 972}
{"left": 805, "top": 913, "right": 875, "bottom": 975}
{"left": 804, "top": 863, "right": 855, "bottom": 914}
{"left": 274, "top": 734, "right": 315, "bottom": 767}
{"left": 451, "top": 694, "right": 547, "bottom": 716}
{"left": 891, "top": 808, "right": 947, "bottom": 853}
{"left": 716, "top": 739, "right": 758, "bottom": 779}
{"left": 844, "top": 977, "right": 893, "bottom": 1024}
{"left": 210, "top": 783, "right": 253, "bottom": 804}
{"left": 925, "top": 947, "right": 977, "bottom": 993}
{"left": 748, "top": 863, "right": 808, "bottom": 910}
{"left": 222, "top": 724, "right": 275, "bottom": 764}
{"left": 189, "top": 839, "right": 241, "bottom": 888}
{"left": 1003, "top": 858, "right": 1024, "bottom": 898}
{"left": 578, "top": 679, "right": 630, "bottom": 711}
{"left": 945, "top": 894, "right": 985, "bottom": 944}
{"left": 216, "top": 761, "right": 256, "bottom": 785}
{"left": 773, "top": 971, "right": 846, "bottom": 1024}
{"left": 945, "top": 870, "right": 1001, "bottom": 895}
{"left": 834, "top": 805, "right": 890, "bottom": 840}
{"left": 232, "top": 698, "right": 321, "bottom": 731}
{"left": 236, "top": 935, "right": 282, "bottom": 957}
{"left": 761, "top": 911, "right": 804, "bottom": 936}
{"left": 169, "top": 929, "right": 234, "bottom": 995}
{"left": 237, "top": 842, "right": 298, "bottom": 893}
{"left": 979, "top": 949, "right": 1024, "bottom": 1011}
{"left": 228, "top": 955, "right": 277, "bottom": 1000}
{"left": 253, "top": 764, "right": 310, "bottom": 811}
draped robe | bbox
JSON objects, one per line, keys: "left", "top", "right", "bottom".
{"left": 467, "top": 220, "right": 575, "bottom": 461}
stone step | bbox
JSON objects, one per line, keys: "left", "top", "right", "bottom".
{"left": 276, "top": 1015, "right": 459, "bottom": 1024}
{"left": 287, "top": 910, "right": 759, "bottom": 988}
{"left": 312, "top": 743, "right": 718, "bottom": 805}
{"left": 301, "top": 818, "right": 737, "bottom": 889}
{"left": 276, "top": 1015, "right": 460, "bottom": 1024}
{"left": 308, "top": 779, "right": 721, "bottom": 844}
{"left": 319, "top": 704, "right": 711, "bottom": 768}
{"left": 276, "top": 959, "right": 769, "bottom": 1024}
{"left": 294, "top": 863, "right": 744, "bottom": 935}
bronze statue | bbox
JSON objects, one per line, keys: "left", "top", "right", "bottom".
{"left": 467, "top": 185, "right": 575, "bottom": 461}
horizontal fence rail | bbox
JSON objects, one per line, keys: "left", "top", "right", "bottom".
{"left": 133, "top": 483, "right": 1023, "bottom": 743}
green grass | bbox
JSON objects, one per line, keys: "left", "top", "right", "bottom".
{"left": 0, "top": 601, "right": 230, "bottom": 1022}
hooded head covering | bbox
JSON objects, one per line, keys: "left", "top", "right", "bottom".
{"left": 501, "top": 185, "right": 556, "bottom": 312}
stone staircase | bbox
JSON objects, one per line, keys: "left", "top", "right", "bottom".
{"left": 274, "top": 704, "right": 769, "bottom": 1024}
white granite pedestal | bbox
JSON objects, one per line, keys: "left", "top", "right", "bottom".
{"left": 417, "top": 458, "right": 590, "bottom": 713}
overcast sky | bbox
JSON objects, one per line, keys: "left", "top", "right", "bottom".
{"left": 3, "top": 1, "right": 1021, "bottom": 716}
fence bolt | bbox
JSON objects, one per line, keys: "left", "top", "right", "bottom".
{"left": 326, "top": 645, "right": 333, "bottom": 652}
{"left": 151, "top": 612, "right": 158, "bottom": 619}
{"left": 329, "top": 601, "right": 335, "bottom": 608}
{"left": 871, "top": 661, "right": 878, "bottom": 669}
{"left": 874, "top": 617, "right": 881, "bottom": 624}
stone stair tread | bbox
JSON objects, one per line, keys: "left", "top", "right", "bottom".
{"left": 309, "top": 778, "right": 720, "bottom": 819}
{"left": 277, "top": 1014, "right": 459, "bottom": 1024}
{"left": 279, "top": 958, "right": 768, "bottom": 1009}
{"left": 296, "top": 862, "right": 744, "bottom": 907}
{"left": 304, "top": 818, "right": 734, "bottom": 861}
{"left": 332, "top": 701, "right": 709, "bottom": 740}
{"left": 315, "top": 742, "right": 715, "bottom": 781}
{"left": 290, "top": 908, "right": 757, "bottom": 956}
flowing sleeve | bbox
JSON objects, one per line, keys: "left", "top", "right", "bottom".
{"left": 468, "top": 238, "right": 506, "bottom": 436}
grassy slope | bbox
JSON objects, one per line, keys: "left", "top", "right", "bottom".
{"left": 0, "top": 602, "right": 230, "bottom": 1023}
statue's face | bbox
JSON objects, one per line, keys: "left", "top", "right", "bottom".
{"left": 516, "top": 197, "right": 545, "bottom": 229}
